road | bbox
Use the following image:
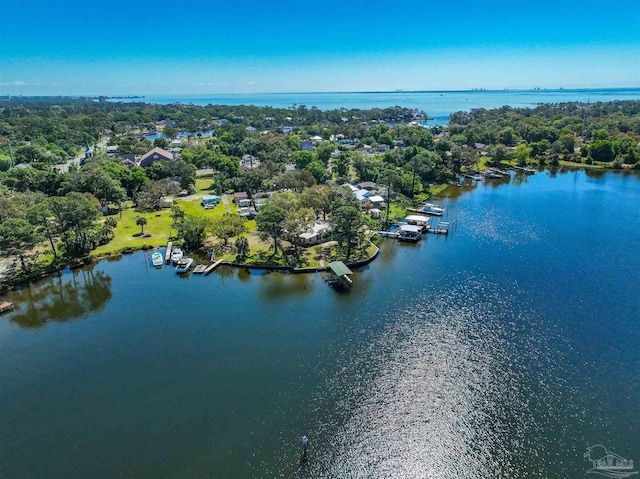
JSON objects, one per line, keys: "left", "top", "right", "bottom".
{"left": 55, "top": 138, "right": 108, "bottom": 173}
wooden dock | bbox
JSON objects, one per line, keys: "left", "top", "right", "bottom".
{"left": 426, "top": 221, "right": 450, "bottom": 235}
{"left": 193, "top": 264, "right": 207, "bottom": 274}
{"left": 165, "top": 241, "right": 172, "bottom": 264}
{"left": 204, "top": 259, "right": 225, "bottom": 275}
{"left": 374, "top": 231, "right": 398, "bottom": 238}
{"left": 406, "top": 207, "right": 443, "bottom": 217}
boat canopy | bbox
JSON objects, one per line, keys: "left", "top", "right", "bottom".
{"left": 405, "top": 215, "right": 430, "bottom": 223}
{"left": 328, "top": 261, "right": 353, "bottom": 277}
{"left": 399, "top": 224, "right": 423, "bottom": 233}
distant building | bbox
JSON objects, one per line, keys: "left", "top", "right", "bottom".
{"left": 118, "top": 154, "right": 137, "bottom": 167}
{"left": 233, "top": 191, "right": 249, "bottom": 203}
{"left": 245, "top": 126, "right": 257, "bottom": 134}
{"left": 357, "top": 181, "right": 376, "bottom": 190}
{"left": 84, "top": 144, "right": 93, "bottom": 159}
{"left": 300, "top": 140, "right": 314, "bottom": 151}
{"left": 139, "top": 147, "right": 173, "bottom": 167}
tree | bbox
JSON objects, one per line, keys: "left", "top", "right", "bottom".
{"left": 235, "top": 236, "right": 250, "bottom": 260}
{"left": 333, "top": 153, "right": 350, "bottom": 178}
{"left": 294, "top": 150, "right": 317, "bottom": 170}
{"left": 588, "top": 139, "right": 615, "bottom": 163}
{"left": 256, "top": 204, "right": 287, "bottom": 255}
{"left": 377, "top": 166, "right": 401, "bottom": 223}
{"left": 300, "top": 185, "right": 332, "bottom": 220}
{"left": 26, "top": 202, "right": 58, "bottom": 258}
{"left": 175, "top": 215, "right": 209, "bottom": 250}
{"left": 515, "top": 144, "right": 532, "bottom": 166}
{"left": 49, "top": 192, "right": 100, "bottom": 257}
{"left": 211, "top": 213, "right": 246, "bottom": 246}
{"left": 153, "top": 137, "right": 169, "bottom": 148}
{"left": 170, "top": 204, "right": 185, "bottom": 229}
{"left": 284, "top": 207, "right": 314, "bottom": 258}
{"left": 135, "top": 179, "right": 181, "bottom": 211}
{"left": 331, "top": 206, "right": 364, "bottom": 261}
{"left": 305, "top": 160, "right": 329, "bottom": 184}
{"left": 63, "top": 163, "right": 127, "bottom": 210}
{"left": 0, "top": 218, "right": 42, "bottom": 273}
{"left": 136, "top": 216, "right": 148, "bottom": 235}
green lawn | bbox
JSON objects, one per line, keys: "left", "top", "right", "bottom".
{"left": 195, "top": 178, "right": 216, "bottom": 195}
{"left": 92, "top": 199, "right": 228, "bottom": 256}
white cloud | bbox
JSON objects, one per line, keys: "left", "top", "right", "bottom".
{"left": 0, "top": 80, "right": 28, "bottom": 86}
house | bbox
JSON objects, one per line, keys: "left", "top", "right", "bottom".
{"left": 241, "top": 154, "right": 259, "bottom": 169}
{"left": 298, "top": 221, "right": 332, "bottom": 245}
{"left": 330, "top": 149, "right": 341, "bottom": 159}
{"left": 357, "top": 145, "right": 376, "bottom": 154}
{"left": 238, "top": 199, "right": 252, "bottom": 208}
{"left": 353, "top": 189, "right": 375, "bottom": 205}
{"left": 300, "top": 140, "right": 314, "bottom": 151}
{"left": 357, "top": 181, "right": 376, "bottom": 190}
{"left": 139, "top": 147, "right": 173, "bottom": 167}
{"left": 285, "top": 163, "right": 297, "bottom": 171}
{"left": 377, "top": 144, "right": 390, "bottom": 152}
{"left": 118, "top": 154, "right": 137, "bottom": 167}
{"left": 341, "top": 183, "right": 358, "bottom": 192}
{"left": 367, "top": 195, "right": 385, "bottom": 207}
{"left": 169, "top": 139, "right": 183, "bottom": 149}
{"left": 233, "top": 192, "right": 249, "bottom": 203}
{"left": 282, "top": 126, "right": 293, "bottom": 134}
{"left": 310, "top": 135, "right": 323, "bottom": 144}
{"left": 245, "top": 126, "right": 257, "bottom": 134}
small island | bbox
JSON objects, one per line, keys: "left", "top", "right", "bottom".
{"left": 0, "top": 98, "right": 639, "bottom": 290}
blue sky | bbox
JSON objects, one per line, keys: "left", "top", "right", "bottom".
{"left": 1, "top": 0, "right": 639, "bottom": 95}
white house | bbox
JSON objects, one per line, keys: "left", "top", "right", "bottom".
{"left": 298, "top": 221, "right": 332, "bottom": 245}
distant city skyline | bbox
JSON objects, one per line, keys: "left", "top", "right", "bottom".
{"left": 1, "top": 0, "right": 639, "bottom": 96}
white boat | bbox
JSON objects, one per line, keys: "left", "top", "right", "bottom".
{"left": 170, "top": 248, "right": 183, "bottom": 263}
{"left": 420, "top": 203, "right": 444, "bottom": 216}
{"left": 175, "top": 257, "right": 193, "bottom": 274}
{"left": 151, "top": 252, "right": 164, "bottom": 266}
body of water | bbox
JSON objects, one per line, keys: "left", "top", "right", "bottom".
{"left": 113, "top": 88, "right": 640, "bottom": 120}
{"left": 1, "top": 169, "right": 639, "bottom": 478}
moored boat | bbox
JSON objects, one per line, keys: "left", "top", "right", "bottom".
{"left": 151, "top": 252, "right": 164, "bottom": 266}
{"left": 175, "top": 257, "right": 194, "bottom": 274}
{"left": 0, "top": 301, "right": 14, "bottom": 314}
{"left": 420, "top": 203, "right": 444, "bottom": 216}
{"left": 170, "top": 248, "right": 183, "bottom": 263}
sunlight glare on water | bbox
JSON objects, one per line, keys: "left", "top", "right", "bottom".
{"left": 310, "top": 280, "right": 563, "bottom": 478}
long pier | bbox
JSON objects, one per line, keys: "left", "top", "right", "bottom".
{"left": 165, "top": 241, "right": 172, "bottom": 264}
{"left": 204, "top": 259, "right": 225, "bottom": 275}
{"left": 406, "top": 207, "right": 443, "bottom": 217}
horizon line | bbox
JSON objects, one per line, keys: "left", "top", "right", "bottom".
{"left": 2, "top": 86, "right": 640, "bottom": 99}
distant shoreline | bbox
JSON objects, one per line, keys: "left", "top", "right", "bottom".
{"left": 2, "top": 87, "right": 639, "bottom": 100}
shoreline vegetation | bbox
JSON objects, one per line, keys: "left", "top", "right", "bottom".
{"left": 1, "top": 98, "right": 639, "bottom": 291}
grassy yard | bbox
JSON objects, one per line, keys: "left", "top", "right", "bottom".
{"left": 195, "top": 178, "right": 216, "bottom": 195}
{"left": 92, "top": 199, "right": 228, "bottom": 256}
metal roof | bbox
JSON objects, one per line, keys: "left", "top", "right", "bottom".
{"left": 328, "top": 261, "right": 353, "bottom": 277}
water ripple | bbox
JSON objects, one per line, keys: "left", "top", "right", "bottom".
{"left": 308, "top": 279, "right": 569, "bottom": 478}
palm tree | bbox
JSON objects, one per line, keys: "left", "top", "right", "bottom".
{"left": 136, "top": 216, "right": 147, "bottom": 235}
